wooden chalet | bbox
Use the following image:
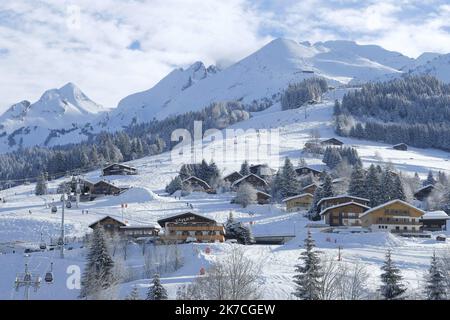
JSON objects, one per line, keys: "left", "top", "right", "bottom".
{"left": 359, "top": 200, "right": 425, "bottom": 233}
{"left": 231, "top": 173, "right": 268, "bottom": 191}
{"left": 157, "top": 212, "right": 225, "bottom": 243}
{"left": 320, "top": 202, "right": 370, "bottom": 227}
{"left": 317, "top": 195, "right": 370, "bottom": 212}
{"left": 414, "top": 184, "right": 436, "bottom": 201}
{"left": 89, "top": 216, "right": 127, "bottom": 233}
{"left": 282, "top": 193, "right": 314, "bottom": 212}
{"left": 102, "top": 163, "right": 138, "bottom": 176}
{"left": 256, "top": 191, "right": 271, "bottom": 205}
{"left": 295, "top": 166, "right": 322, "bottom": 177}
{"left": 420, "top": 211, "right": 450, "bottom": 231}
{"left": 393, "top": 143, "right": 408, "bottom": 151}
{"left": 91, "top": 180, "right": 127, "bottom": 195}
{"left": 249, "top": 164, "right": 275, "bottom": 179}
{"left": 321, "top": 138, "right": 344, "bottom": 146}
{"left": 223, "top": 171, "right": 243, "bottom": 184}
{"left": 182, "top": 176, "right": 212, "bottom": 193}
{"left": 301, "top": 183, "right": 320, "bottom": 195}
{"left": 89, "top": 216, "right": 159, "bottom": 238}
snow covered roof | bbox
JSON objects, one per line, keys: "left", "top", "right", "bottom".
{"left": 317, "top": 194, "right": 370, "bottom": 206}
{"left": 302, "top": 183, "right": 320, "bottom": 190}
{"left": 103, "top": 163, "right": 137, "bottom": 170}
{"left": 414, "top": 184, "right": 435, "bottom": 193}
{"left": 231, "top": 174, "right": 268, "bottom": 187}
{"left": 256, "top": 191, "right": 272, "bottom": 197}
{"left": 295, "top": 166, "right": 323, "bottom": 174}
{"left": 88, "top": 215, "right": 128, "bottom": 228}
{"left": 319, "top": 201, "right": 370, "bottom": 216}
{"left": 223, "top": 171, "right": 243, "bottom": 179}
{"left": 421, "top": 211, "right": 450, "bottom": 220}
{"left": 282, "top": 193, "right": 314, "bottom": 202}
{"left": 359, "top": 199, "right": 425, "bottom": 218}
{"left": 182, "top": 176, "right": 211, "bottom": 188}
{"left": 157, "top": 212, "right": 217, "bottom": 226}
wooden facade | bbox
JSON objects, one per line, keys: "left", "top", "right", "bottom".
{"left": 256, "top": 191, "right": 271, "bottom": 205}
{"left": 321, "top": 138, "right": 344, "bottom": 146}
{"left": 317, "top": 195, "right": 370, "bottom": 212}
{"left": 231, "top": 174, "right": 268, "bottom": 191}
{"left": 282, "top": 193, "right": 314, "bottom": 212}
{"left": 224, "top": 171, "right": 243, "bottom": 184}
{"left": 182, "top": 176, "right": 212, "bottom": 193}
{"left": 157, "top": 212, "right": 225, "bottom": 243}
{"left": 320, "top": 202, "right": 370, "bottom": 226}
{"left": 302, "top": 183, "right": 319, "bottom": 195}
{"left": 414, "top": 185, "right": 435, "bottom": 201}
{"left": 89, "top": 216, "right": 127, "bottom": 233}
{"left": 91, "top": 180, "right": 125, "bottom": 195}
{"left": 360, "top": 200, "right": 425, "bottom": 233}
{"left": 420, "top": 211, "right": 449, "bottom": 231}
{"left": 295, "top": 166, "right": 322, "bottom": 177}
{"left": 102, "top": 163, "right": 138, "bottom": 176}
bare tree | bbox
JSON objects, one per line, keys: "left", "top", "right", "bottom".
{"left": 177, "top": 246, "right": 262, "bottom": 300}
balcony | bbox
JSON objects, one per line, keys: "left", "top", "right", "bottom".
{"left": 376, "top": 219, "right": 421, "bottom": 226}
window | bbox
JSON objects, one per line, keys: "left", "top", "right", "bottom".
{"left": 395, "top": 226, "right": 400, "bottom": 230}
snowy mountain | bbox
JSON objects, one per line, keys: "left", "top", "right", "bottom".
{"left": 107, "top": 38, "right": 421, "bottom": 125}
{"left": 1, "top": 38, "right": 450, "bottom": 152}
{"left": 405, "top": 53, "right": 450, "bottom": 83}
{"left": 0, "top": 83, "right": 108, "bottom": 150}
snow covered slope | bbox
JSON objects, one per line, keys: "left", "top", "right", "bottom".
{"left": 406, "top": 53, "right": 450, "bottom": 83}
{"left": 0, "top": 83, "right": 108, "bottom": 151}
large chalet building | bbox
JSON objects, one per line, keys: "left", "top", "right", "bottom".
{"left": 157, "top": 212, "right": 225, "bottom": 243}
{"left": 89, "top": 216, "right": 160, "bottom": 239}
{"left": 182, "top": 176, "right": 213, "bottom": 193}
{"left": 295, "top": 166, "right": 323, "bottom": 178}
{"left": 223, "top": 171, "right": 243, "bottom": 184}
{"left": 359, "top": 200, "right": 425, "bottom": 233}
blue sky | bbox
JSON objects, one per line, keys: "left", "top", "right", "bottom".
{"left": 0, "top": 0, "right": 450, "bottom": 111}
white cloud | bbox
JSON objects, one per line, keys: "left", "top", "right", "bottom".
{"left": 0, "top": 0, "right": 449, "bottom": 112}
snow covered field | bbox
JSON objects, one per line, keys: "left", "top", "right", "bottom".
{"left": 1, "top": 96, "right": 450, "bottom": 300}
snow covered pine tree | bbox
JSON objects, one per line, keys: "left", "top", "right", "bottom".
{"left": 293, "top": 230, "right": 322, "bottom": 300}
{"left": 379, "top": 250, "right": 406, "bottom": 300}
{"left": 146, "top": 273, "right": 168, "bottom": 300}
{"left": 425, "top": 252, "right": 447, "bottom": 300}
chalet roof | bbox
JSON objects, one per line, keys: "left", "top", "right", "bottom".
{"left": 321, "top": 138, "right": 344, "bottom": 145}
{"left": 302, "top": 183, "right": 320, "bottom": 190}
{"left": 317, "top": 194, "right": 370, "bottom": 206}
{"left": 359, "top": 199, "right": 425, "bottom": 218}
{"left": 421, "top": 211, "right": 450, "bottom": 220}
{"left": 157, "top": 212, "right": 217, "bottom": 226}
{"left": 393, "top": 143, "right": 408, "bottom": 147}
{"left": 182, "top": 176, "right": 211, "bottom": 189}
{"left": 223, "top": 171, "right": 243, "bottom": 180}
{"left": 88, "top": 215, "right": 128, "bottom": 228}
{"left": 231, "top": 173, "right": 268, "bottom": 187}
{"left": 256, "top": 191, "right": 272, "bottom": 198}
{"left": 319, "top": 202, "right": 370, "bottom": 216}
{"left": 282, "top": 193, "right": 314, "bottom": 203}
{"left": 120, "top": 224, "right": 159, "bottom": 229}
{"left": 94, "top": 180, "right": 123, "bottom": 188}
{"left": 295, "top": 166, "right": 323, "bottom": 174}
{"left": 103, "top": 163, "right": 137, "bottom": 171}
{"left": 414, "top": 184, "right": 435, "bottom": 194}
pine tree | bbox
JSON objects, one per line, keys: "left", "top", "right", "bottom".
{"left": 321, "top": 172, "right": 334, "bottom": 198}
{"left": 165, "top": 176, "right": 183, "bottom": 195}
{"left": 379, "top": 250, "right": 406, "bottom": 300}
{"left": 425, "top": 170, "right": 436, "bottom": 186}
{"left": 125, "top": 285, "right": 141, "bottom": 300}
{"left": 425, "top": 252, "right": 447, "bottom": 300}
{"left": 365, "top": 164, "right": 382, "bottom": 206}
{"left": 348, "top": 165, "right": 366, "bottom": 198}
{"left": 293, "top": 230, "right": 322, "bottom": 300}
{"left": 35, "top": 172, "right": 48, "bottom": 196}
{"left": 279, "top": 158, "right": 300, "bottom": 198}
{"left": 146, "top": 273, "right": 168, "bottom": 300}
{"left": 391, "top": 174, "right": 406, "bottom": 201}
{"left": 79, "top": 228, "right": 116, "bottom": 298}
{"left": 380, "top": 170, "right": 395, "bottom": 203}
{"left": 240, "top": 160, "right": 251, "bottom": 176}
{"left": 308, "top": 187, "right": 324, "bottom": 221}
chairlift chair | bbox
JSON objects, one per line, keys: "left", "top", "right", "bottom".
{"left": 39, "top": 233, "right": 47, "bottom": 250}
{"left": 66, "top": 201, "right": 72, "bottom": 209}
{"left": 45, "top": 263, "right": 54, "bottom": 284}
{"left": 51, "top": 206, "right": 57, "bottom": 214}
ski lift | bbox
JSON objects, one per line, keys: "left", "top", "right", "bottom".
{"left": 66, "top": 201, "right": 72, "bottom": 209}
{"left": 44, "top": 262, "right": 54, "bottom": 284}
{"left": 39, "top": 233, "right": 47, "bottom": 250}
{"left": 51, "top": 206, "right": 57, "bottom": 214}
{"left": 57, "top": 238, "right": 64, "bottom": 246}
